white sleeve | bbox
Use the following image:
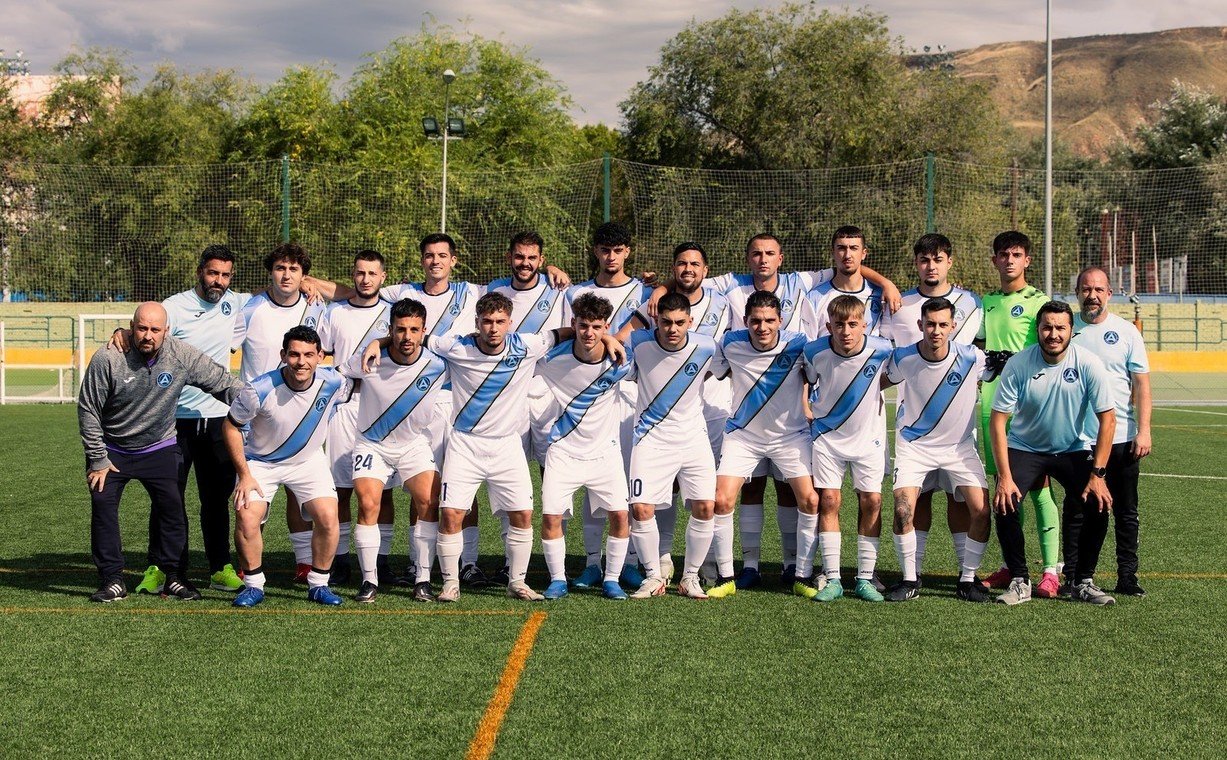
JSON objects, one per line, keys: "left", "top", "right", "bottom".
{"left": 228, "top": 383, "right": 260, "bottom": 425}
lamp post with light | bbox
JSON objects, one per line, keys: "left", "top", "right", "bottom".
{"left": 422, "top": 69, "right": 465, "bottom": 233}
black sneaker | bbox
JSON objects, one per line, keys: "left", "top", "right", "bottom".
{"left": 90, "top": 579, "right": 128, "bottom": 603}
{"left": 956, "top": 580, "right": 993, "bottom": 603}
{"left": 394, "top": 563, "right": 416, "bottom": 588}
{"left": 1114, "top": 577, "right": 1146, "bottom": 597}
{"left": 412, "top": 581, "right": 435, "bottom": 603}
{"left": 330, "top": 555, "right": 351, "bottom": 586}
{"left": 460, "top": 563, "right": 490, "bottom": 588}
{"left": 376, "top": 555, "right": 396, "bottom": 586}
{"left": 885, "top": 580, "right": 920, "bottom": 602}
{"left": 779, "top": 564, "right": 797, "bottom": 587}
{"left": 490, "top": 566, "right": 511, "bottom": 586}
{"left": 162, "top": 578, "right": 202, "bottom": 601}
{"left": 355, "top": 580, "right": 378, "bottom": 603}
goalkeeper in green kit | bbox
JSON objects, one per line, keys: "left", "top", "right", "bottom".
{"left": 976, "top": 231, "right": 1064, "bottom": 598}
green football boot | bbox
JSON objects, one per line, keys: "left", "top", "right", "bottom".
{"left": 135, "top": 565, "right": 166, "bottom": 595}
{"left": 853, "top": 578, "right": 885, "bottom": 602}
{"left": 813, "top": 578, "right": 843, "bottom": 602}
{"left": 210, "top": 563, "right": 244, "bottom": 592}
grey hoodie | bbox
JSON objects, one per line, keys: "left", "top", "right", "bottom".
{"left": 78, "top": 337, "right": 241, "bottom": 471}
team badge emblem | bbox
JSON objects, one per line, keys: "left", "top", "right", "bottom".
{"left": 450, "top": 304, "right": 461, "bottom": 315}
{"left": 315, "top": 397, "right": 328, "bottom": 412}
{"left": 1063, "top": 367, "right": 1079, "bottom": 383}
{"left": 156, "top": 372, "right": 173, "bottom": 388}
{"left": 703, "top": 313, "right": 718, "bottom": 326}
{"left": 870, "top": 300, "right": 881, "bottom": 313}
{"left": 775, "top": 354, "right": 793, "bottom": 369}
{"left": 379, "top": 321, "right": 390, "bottom": 332}
{"left": 1010, "top": 304, "right": 1024, "bottom": 318}
{"left": 955, "top": 309, "right": 965, "bottom": 321}
{"left": 416, "top": 377, "right": 432, "bottom": 391}
{"left": 596, "top": 378, "right": 613, "bottom": 390}
{"left": 221, "top": 302, "right": 232, "bottom": 316}
{"left": 537, "top": 300, "right": 551, "bottom": 312}
{"left": 305, "top": 316, "right": 317, "bottom": 328}
{"left": 626, "top": 300, "right": 641, "bottom": 311}
{"left": 683, "top": 362, "right": 699, "bottom": 377}
{"left": 1104, "top": 331, "right": 1119, "bottom": 345}
{"left": 862, "top": 364, "right": 878, "bottom": 379}
{"left": 781, "top": 299, "right": 795, "bottom": 313}
{"left": 505, "top": 356, "right": 521, "bottom": 369}
{"left": 947, "top": 372, "right": 963, "bottom": 386}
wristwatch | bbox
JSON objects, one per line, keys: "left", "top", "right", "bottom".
{"left": 1090, "top": 466, "right": 1107, "bottom": 478}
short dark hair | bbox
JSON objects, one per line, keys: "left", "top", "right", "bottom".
{"left": 673, "top": 241, "right": 707, "bottom": 264}
{"left": 657, "top": 292, "right": 691, "bottom": 316}
{"left": 265, "top": 242, "right": 311, "bottom": 275}
{"left": 420, "top": 233, "right": 456, "bottom": 255}
{"left": 593, "top": 221, "right": 631, "bottom": 248}
{"left": 391, "top": 298, "right": 427, "bottom": 323}
{"left": 745, "top": 289, "right": 781, "bottom": 317}
{"left": 282, "top": 325, "right": 321, "bottom": 351}
{"left": 476, "top": 292, "right": 514, "bottom": 317}
{"left": 354, "top": 249, "right": 385, "bottom": 268}
{"left": 198, "top": 244, "right": 235, "bottom": 270}
{"left": 746, "top": 233, "right": 780, "bottom": 253}
{"left": 993, "top": 230, "right": 1031, "bottom": 256}
{"left": 920, "top": 297, "right": 955, "bottom": 320}
{"left": 1037, "top": 299, "right": 1073, "bottom": 324}
{"left": 914, "top": 233, "right": 952, "bottom": 258}
{"left": 831, "top": 225, "right": 865, "bottom": 247}
{"left": 510, "top": 231, "right": 545, "bottom": 252}
{"left": 570, "top": 293, "right": 613, "bottom": 323}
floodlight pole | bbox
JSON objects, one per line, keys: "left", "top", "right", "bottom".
{"left": 440, "top": 69, "right": 456, "bottom": 233}
{"left": 1043, "top": 0, "right": 1054, "bottom": 295}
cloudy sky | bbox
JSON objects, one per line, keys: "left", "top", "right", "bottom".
{"left": 5, "top": 1, "right": 1226, "bottom": 125}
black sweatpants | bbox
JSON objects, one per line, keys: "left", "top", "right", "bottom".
{"left": 995, "top": 448, "right": 1110, "bottom": 583}
{"left": 148, "top": 417, "right": 236, "bottom": 573}
{"left": 91, "top": 446, "right": 185, "bottom": 581}
{"left": 1063, "top": 441, "right": 1140, "bottom": 582}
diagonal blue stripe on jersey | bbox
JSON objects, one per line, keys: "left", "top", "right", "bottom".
{"left": 516, "top": 286, "right": 561, "bottom": 334}
{"left": 453, "top": 336, "right": 529, "bottom": 433}
{"left": 251, "top": 368, "right": 284, "bottom": 406}
{"left": 633, "top": 343, "right": 715, "bottom": 444}
{"left": 692, "top": 290, "right": 729, "bottom": 336}
{"left": 810, "top": 347, "right": 892, "bottom": 439}
{"left": 949, "top": 291, "right": 978, "bottom": 343}
{"left": 431, "top": 283, "right": 468, "bottom": 337}
{"left": 900, "top": 345, "right": 978, "bottom": 442}
{"left": 777, "top": 272, "right": 805, "bottom": 324}
{"left": 347, "top": 308, "right": 390, "bottom": 359}
{"left": 611, "top": 284, "right": 647, "bottom": 331}
{"left": 725, "top": 333, "right": 806, "bottom": 434}
{"left": 549, "top": 360, "right": 632, "bottom": 445}
{"left": 361, "top": 352, "right": 448, "bottom": 443}
{"left": 250, "top": 370, "right": 344, "bottom": 463}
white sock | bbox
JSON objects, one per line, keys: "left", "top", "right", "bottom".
{"left": 378, "top": 523, "right": 393, "bottom": 556}
{"left": 604, "top": 536, "right": 629, "bottom": 583}
{"left": 306, "top": 569, "right": 330, "bottom": 589}
{"left": 244, "top": 571, "right": 266, "bottom": 591}
{"left": 820, "top": 531, "right": 841, "bottom": 582}
{"left": 582, "top": 495, "right": 604, "bottom": 566}
{"left": 289, "top": 531, "right": 313, "bottom": 565}
{"left": 682, "top": 516, "right": 716, "bottom": 577}
{"left": 856, "top": 535, "right": 879, "bottom": 580}
{"left": 354, "top": 523, "right": 381, "bottom": 585}
{"left": 542, "top": 537, "right": 567, "bottom": 582}
{"left": 437, "top": 531, "right": 463, "bottom": 584}
{"left": 778, "top": 505, "right": 798, "bottom": 567}
{"left": 914, "top": 529, "right": 928, "bottom": 576}
{"left": 1042, "top": 564, "right": 1058, "bottom": 576}
{"left": 414, "top": 521, "right": 438, "bottom": 584}
{"left": 952, "top": 531, "right": 968, "bottom": 567}
{"left": 795, "top": 512, "right": 819, "bottom": 579}
{"left": 461, "top": 525, "right": 480, "bottom": 567}
{"left": 740, "top": 504, "right": 764, "bottom": 570}
{"left": 657, "top": 500, "right": 678, "bottom": 558}
{"left": 713, "top": 513, "right": 735, "bottom": 578}
{"left": 506, "top": 525, "right": 533, "bottom": 584}
{"left": 631, "top": 518, "right": 661, "bottom": 578}
{"left": 961, "top": 538, "right": 988, "bottom": 582}
{"left": 337, "top": 520, "right": 351, "bottom": 556}
{"left": 893, "top": 531, "right": 917, "bottom": 583}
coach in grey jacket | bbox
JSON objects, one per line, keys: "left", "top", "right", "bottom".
{"left": 78, "top": 302, "right": 241, "bottom": 602}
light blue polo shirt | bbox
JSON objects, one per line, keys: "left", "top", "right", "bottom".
{"left": 1073, "top": 312, "right": 1149, "bottom": 444}
{"left": 163, "top": 287, "right": 250, "bottom": 418}
{"left": 991, "top": 342, "right": 1114, "bottom": 453}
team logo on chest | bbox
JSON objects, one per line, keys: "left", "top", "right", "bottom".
{"left": 862, "top": 363, "right": 879, "bottom": 379}
{"left": 780, "top": 298, "right": 795, "bottom": 314}
{"left": 416, "top": 376, "right": 432, "bottom": 391}
{"left": 379, "top": 320, "right": 390, "bottom": 333}
{"left": 1010, "top": 304, "right": 1024, "bottom": 318}
{"left": 702, "top": 312, "right": 718, "bottom": 327}
{"left": 537, "top": 300, "right": 551, "bottom": 313}
{"left": 156, "top": 372, "right": 173, "bottom": 388}
{"left": 955, "top": 309, "right": 965, "bottom": 321}
{"left": 305, "top": 316, "right": 317, "bottom": 328}
{"left": 626, "top": 299, "right": 641, "bottom": 311}
{"left": 869, "top": 300, "right": 881, "bottom": 314}
{"left": 504, "top": 355, "right": 522, "bottom": 369}
{"left": 946, "top": 372, "right": 963, "bottom": 386}
{"left": 1104, "top": 331, "right": 1119, "bottom": 345}
{"left": 315, "top": 397, "right": 328, "bottom": 412}
{"left": 450, "top": 303, "right": 462, "bottom": 315}
{"left": 596, "top": 377, "right": 613, "bottom": 391}
{"left": 683, "top": 362, "right": 700, "bottom": 377}
{"left": 221, "top": 302, "right": 232, "bottom": 316}
{"left": 1062, "top": 367, "right": 1079, "bottom": 383}
{"left": 775, "top": 353, "right": 793, "bottom": 369}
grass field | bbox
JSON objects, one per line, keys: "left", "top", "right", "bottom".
{"left": 1, "top": 405, "right": 1225, "bottom": 758}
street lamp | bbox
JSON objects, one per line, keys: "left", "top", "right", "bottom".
{"left": 422, "top": 69, "right": 466, "bottom": 233}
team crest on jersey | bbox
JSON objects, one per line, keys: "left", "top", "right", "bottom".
{"left": 683, "top": 362, "right": 699, "bottom": 377}
{"left": 315, "top": 397, "right": 328, "bottom": 412}
{"left": 305, "top": 316, "right": 317, "bottom": 328}
{"left": 1104, "top": 331, "right": 1120, "bottom": 345}
{"left": 946, "top": 372, "right": 963, "bottom": 386}
{"left": 626, "top": 300, "right": 641, "bottom": 311}
{"left": 221, "top": 302, "right": 232, "bottom": 316}
{"left": 596, "top": 378, "right": 613, "bottom": 391}
{"left": 1062, "top": 367, "right": 1079, "bottom": 383}
{"left": 156, "top": 372, "right": 173, "bottom": 388}
{"left": 504, "top": 356, "right": 522, "bottom": 369}
{"left": 379, "top": 321, "right": 390, "bottom": 332}
{"left": 775, "top": 354, "right": 793, "bottom": 369}
{"left": 416, "top": 377, "right": 432, "bottom": 391}
{"left": 862, "top": 364, "right": 878, "bottom": 379}
{"left": 781, "top": 299, "right": 795, "bottom": 313}
{"left": 450, "top": 304, "right": 461, "bottom": 315}
{"left": 1010, "top": 304, "right": 1024, "bottom": 318}
{"left": 702, "top": 313, "right": 718, "bottom": 326}
{"left": 955, "top": 309, "right": 965, "bottom": 321}
{"left": 537, "top": 300, "right": 551, "bottom": 313}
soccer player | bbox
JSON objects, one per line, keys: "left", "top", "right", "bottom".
{"left": 79, "top": 302, "right": 241, "bottom": 602}
{"left": 806, "top": 226, "right": 884, "bottom": 339}
{"left": 223, "top": 325, "right": 347, "bottom": 608}
{"left": 976, "top": 231, "right": 1064, "bottom": 598}
{"left": 316, "top": 250, "right": 394, "bottom": 587}
{"left": 802, "top": 295, "right": 892, "bottom": 602}
{"left": 233, "top": 243, "right": 328, "bottom": 581}
{"left": 536, "top": 293, "right": 635, "bottom": 600}
{"left": 990, "top": 300, "right": 1116, "bottom": 605}
{"left": 879, "top": 233, "right": 983, "bottom": 582}
{"left": 336, "top": 298, "right": 447, "bottom": 603}
{"left": 624, "top": 293, "right": 720, "bottom": 600}
{"left": 882, "top": 297, "right": 993, "bottom": 603}
{"left": 1071, "top": 266, "right": 1152, "bottom": 597}
{"left": 709, "top": 290, "right": 819, "bottom": 599}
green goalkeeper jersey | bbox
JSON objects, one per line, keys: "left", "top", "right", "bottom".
{"left": 977, "top": 285, "right": 1046, "bottom": 352}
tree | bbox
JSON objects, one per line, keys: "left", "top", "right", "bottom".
{"left": 1127, "top": 82, "right": 1227, "bottom": 169}
{"left": 230, "top": 64, "right": 350, "bottom": 162}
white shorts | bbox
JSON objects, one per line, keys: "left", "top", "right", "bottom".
{"left": 541, "top": 445, "right": 628, "bottom": 518}
{"left": 617, "top": 382, "right": 637, "bottom": 472}
{"left": 526, "top": 379, "right": 554, "bottom": 465}
{"left": 441, "top": 430, "right": 531, "bottom": 514}
{"left": 424, "top": 395, "right": 453, "bottom": 464}
{"left": 353, "top": 435, "right": 438, "bottom": 488}
{"left": 811, "top": 436, "right": 885, "bottom": 492}
{"left": 628, "top": 440, "right": 716, "bottom": 505}
{"left": 327, "top": 400, "right": 360, "bottom": 488}
{"left": 718, "top": 430, "right": 811, "bottom": 481}
{"left": 244, "top": 451, "right": 336, "bottom": 523}
{"left": 893, "top": 437, "right": 987, "bottom": 492}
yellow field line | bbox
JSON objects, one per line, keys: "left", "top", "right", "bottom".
{"left": 0, "top": 606, "right": 522, "bottom": 617}
{"left": 466, "top": 611, "right": 547, "bottom": 760}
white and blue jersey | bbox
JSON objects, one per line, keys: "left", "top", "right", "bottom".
{"left": 711, "top": 329, "right": 809, "bottom": 442}
{"left": 427, "top": 332, "right": 555, "bottom": 438}
{"left": 337, "top": 347, "right": 448, "bottom": 447}
{"left": 318, "top": 299, "right": 392, "bottom": 363}
{"left": 564, "top": 278, "right": 654, "bottom": 332}
{"left": 802, "top": 335, "right": 892, "bottom": 451}
{"left": 228, "top": 367, "right": 347, "bottom": 465}
{"left": 1073, "top": 313, "right": 1149, "bottom": 445}
{"left": 880, "top": 286, "right": 982, "bottom": 347}
{"left": 886, "top": 342, "right": 986, "bottom": 449}
{"left": 627, "top": 330, "right": 718, "bottom": 446}
{"left": 163, "top": 287, "right": 249, "bottom": 418}
{"left": 806, "top": 279, "right": 884, "bottom": 339}
{"left": 535, "top": 339, "right": 634, "bottom": 458}
{"left": 992, "top": 343, "right": 1114, "bottom": 454}
{"left": 381, "top": 281, "right": 483, "bottom": 338}
{"left": 232, "top": 292, "right": 327, "bottom": 383}
{"left": 487, "top": 275, "right": 565, "bottom": 334}
{"left": 710, "top": 270, "right": 829, "bottom": 333}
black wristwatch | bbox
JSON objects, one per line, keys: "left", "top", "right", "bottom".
{"left": 1090, "top": 466, "right": 1107, "bottom": 478}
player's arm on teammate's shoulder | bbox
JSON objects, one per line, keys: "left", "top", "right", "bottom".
{"left": 645, "top": 284, "right": 668, "bottom": 319}
{"left": 361, "top": 336, "right": 394, "bottom": 372}
{"left": 185, "top": 347, "right": 243, "bottom": 404}
{"left": 861, "top": 265, "right": 901, "bottom": 314}
{"left": 615, "top": 310, "right": 651, "bottom": 343}
{"left": 544, "top": 265, "right": 571, "bottom": 290}
{"left": 300, "top": 275, "right": 350, "bottom": 302}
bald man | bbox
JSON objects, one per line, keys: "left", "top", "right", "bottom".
{"left": 78, "top": 303, "right": 242, "bottom": 602}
